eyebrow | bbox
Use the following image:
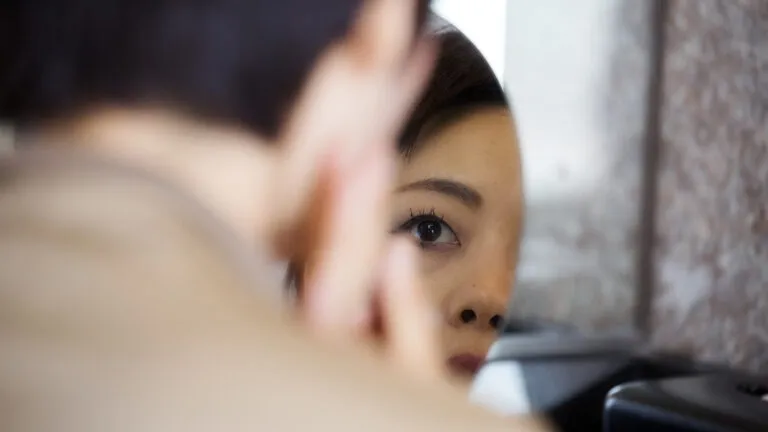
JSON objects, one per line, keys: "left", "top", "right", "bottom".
{"left": 396, "top": 178, "right": 483, "bottom": 209}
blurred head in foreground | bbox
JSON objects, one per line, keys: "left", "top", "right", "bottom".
{"left": 0, "top": 0, "right": 430, "bottom": 251}
{"left": 0, "top": 2, "right": 553, "bottom": 430}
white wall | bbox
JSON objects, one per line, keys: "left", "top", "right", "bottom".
{"left": 505, "top": 0, "right": 619, "bottom": 203}
{"left": 431, "top": 0, "right": 507, "bottom": 84}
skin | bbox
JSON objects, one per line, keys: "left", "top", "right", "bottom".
{"left": 0, "top": 157, "right": 547, "bottom": 431}
{"left": 393, "top": 106, "right": 523, "bottom": 373}
{"left": 0, "top": 0, "right": 547, "bottom": 428}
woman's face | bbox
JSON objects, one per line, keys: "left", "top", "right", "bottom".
{"left": 392, "top": 106, "right": 522, "bottom": 378}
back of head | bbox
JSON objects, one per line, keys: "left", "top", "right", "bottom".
{"left": 0, "top": 0, "right": 430, "bottom": 139}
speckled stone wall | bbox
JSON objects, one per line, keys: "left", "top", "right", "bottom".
{"left": 650, "top": 0, "right": 768, "bottom": 373}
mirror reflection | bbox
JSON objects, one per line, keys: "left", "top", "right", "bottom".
{"left": 393, "top": 16, "right": 522, "bottom": 377}
{"left": 401, "top": 0, "right": 654, "bottom": 379}
{"left": 506, "top": 0, "right": 653, "bottom": 335}
{"left": 288, "top": 11, "right": 522, "bottom": 380}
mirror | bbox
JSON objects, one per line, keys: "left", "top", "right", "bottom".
{"left": 417, "top": 0, "right": 657, "bottom": 363}
{"left": 396, "top": 3, "right": 521, "bottom": 378}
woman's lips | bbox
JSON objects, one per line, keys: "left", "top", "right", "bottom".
{"left": 447, "top": 354, "right": 485, "bottom": 376}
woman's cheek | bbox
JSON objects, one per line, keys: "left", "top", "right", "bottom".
{"left": 416, "top": 246, "right": 458, "bottom": 274}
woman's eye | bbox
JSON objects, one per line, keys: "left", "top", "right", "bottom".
{"left": 404, "top": 217, "right": 459, "bottom": 247}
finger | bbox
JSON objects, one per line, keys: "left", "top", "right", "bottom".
{"left": 381, "top": 36, "right": 438, "bottom": 137}
{"left": 271, "top": 0, "right": 427, "bottom": 241}
{"left": 349, "top": 0, "right": 416, "bottom": 70}
{"left": 269, "top": 48, "right": 353, "bottom": 247}
{"left": 304, "top": 140, "right": 395, "bottom": 337}
{"left": 381, "top": 237, "right": 444, "bottom": 381}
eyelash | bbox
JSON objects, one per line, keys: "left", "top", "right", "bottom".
{"left": 395, "top": 208, "right": 461, "bottom": 248}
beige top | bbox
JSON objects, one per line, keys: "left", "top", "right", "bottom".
{"left": 0, "top": 149, "right": 547, "bottom": 432}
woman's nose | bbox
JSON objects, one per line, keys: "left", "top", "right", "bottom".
{"left": 444, "top": 294, "right": 506, "bottom": 331}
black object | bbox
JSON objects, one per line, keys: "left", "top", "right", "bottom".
{"left": 500, "top": 317, "right": 576, "bottom": 335}
{"left": 471, "top": 319, "right": 721, "bottom": 431}
{"left": 605, "top": 374, "right": 768, "bottom": 432}
{"left": 471, "top": 322, "right": 641, "bottom": 431}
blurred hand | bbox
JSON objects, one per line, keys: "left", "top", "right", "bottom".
{"left": 272, "top": 0, "right": 442, "bottom": 380}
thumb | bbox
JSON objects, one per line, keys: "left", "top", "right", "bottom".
{"left": 381, "top": 237, "right": 445, "bottom": 381}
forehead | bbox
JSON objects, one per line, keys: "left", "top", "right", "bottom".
{"left": 398, "top": 107, "right": 520, "bottom": 195}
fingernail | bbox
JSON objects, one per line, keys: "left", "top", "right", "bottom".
{"left": 392, "top": 233, "right": 419, "bottom": 259}
{"left": 386, "top": 237, "right": 416, "bottom": 285}
{"left": 386, "top": 237, "right": 441, "bottom": 328}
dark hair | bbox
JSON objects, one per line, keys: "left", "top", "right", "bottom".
{"left": 0, "top": 0, "right": 431, "bottom": 139}
{"left": 399, "top": 20, "right": 507, "bottom": 157}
